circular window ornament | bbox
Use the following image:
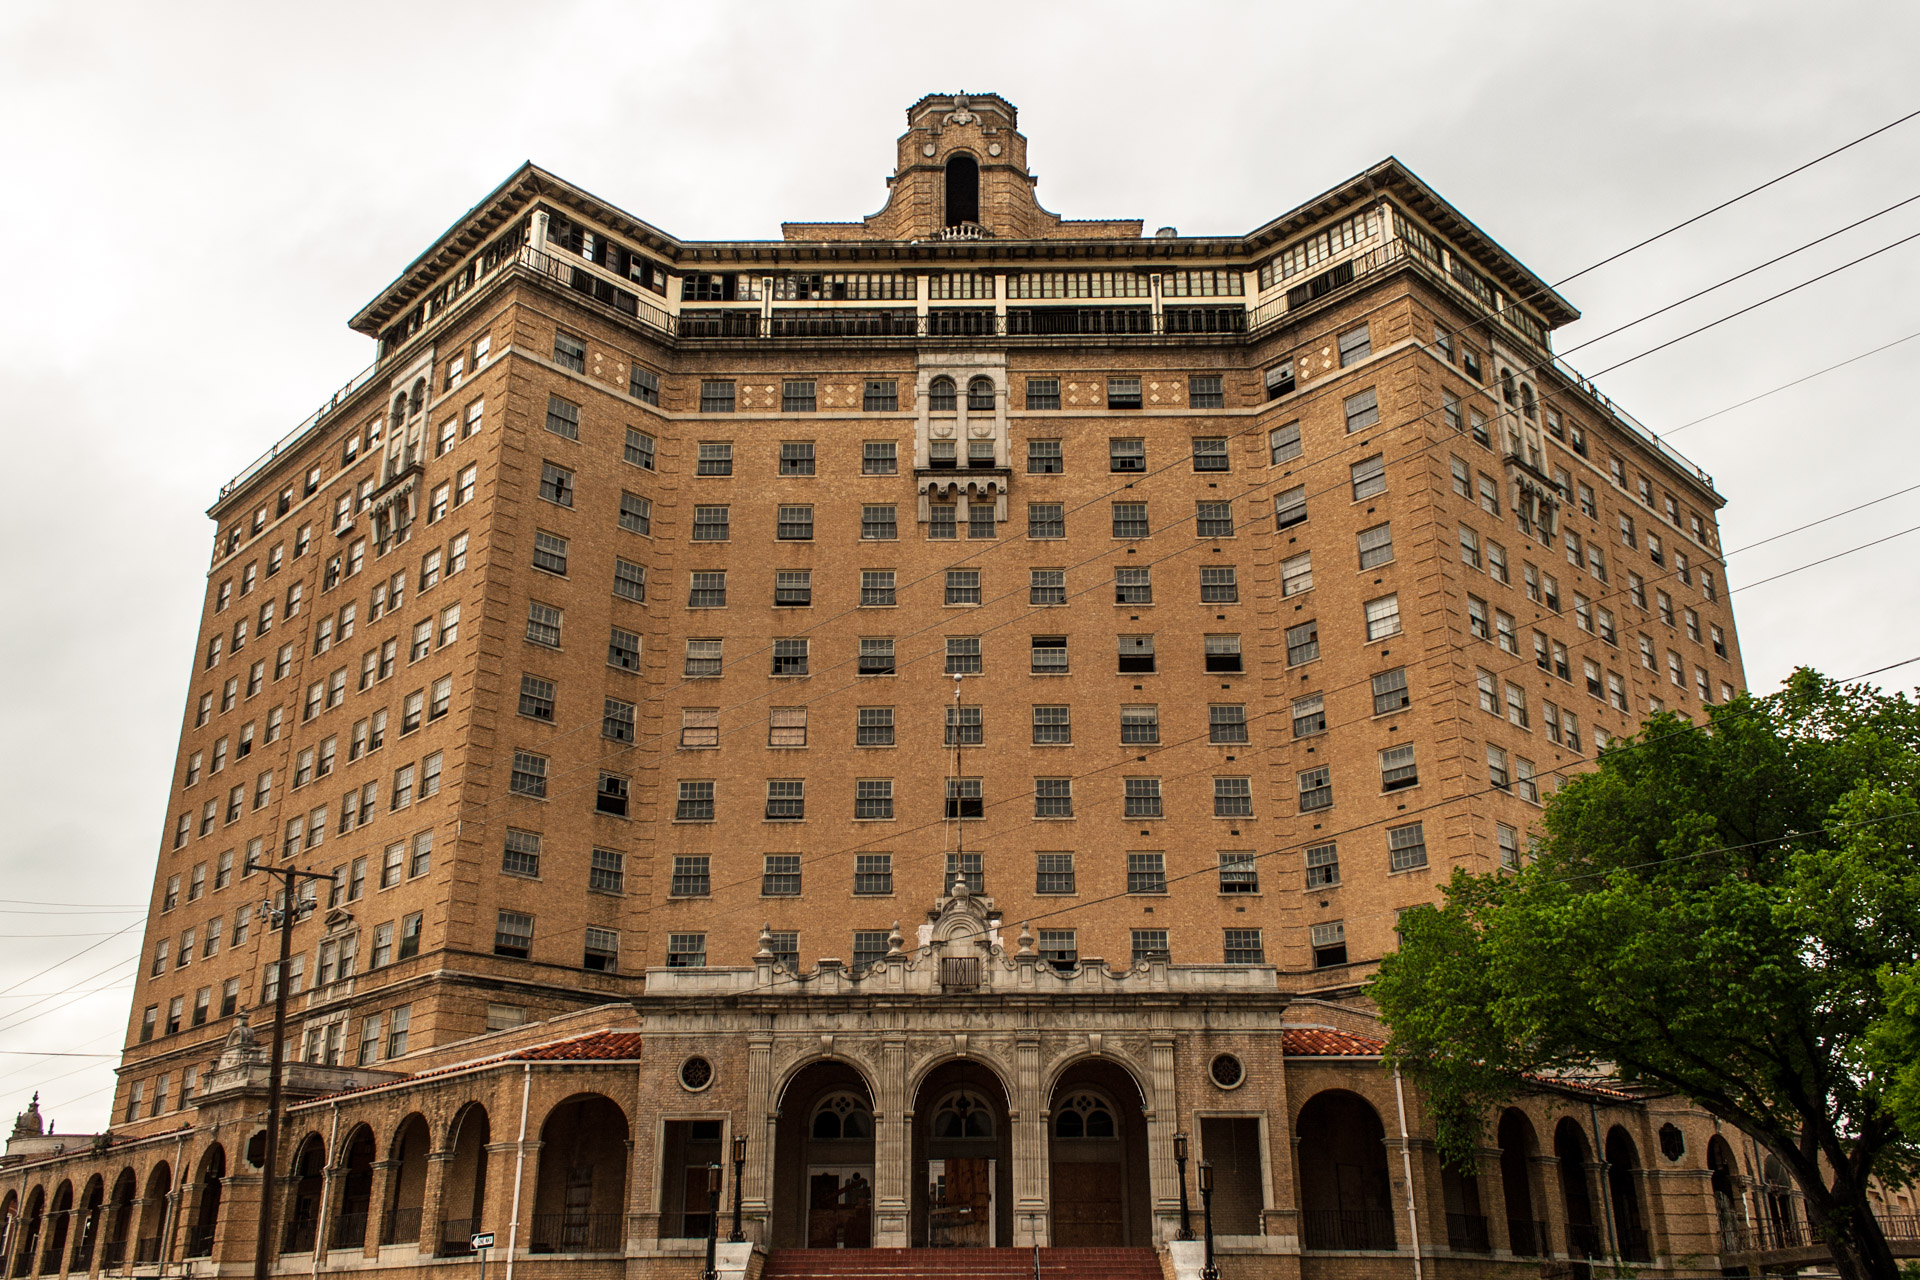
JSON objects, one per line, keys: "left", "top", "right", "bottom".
{"left": 1209, "top": 1053, "right": 1245, "bottom": 1090}
{"left": 679, "top": 1055, "right": 714, "bottom": 1092}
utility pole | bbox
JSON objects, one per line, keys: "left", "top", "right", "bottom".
{"left": 249, "top": 859, "right": 334, "bottom": 1280}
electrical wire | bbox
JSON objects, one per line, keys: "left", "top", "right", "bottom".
{"left": 1662, "top": 329, "right": 1920, "bottom": 437}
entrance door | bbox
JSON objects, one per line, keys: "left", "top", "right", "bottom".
{"left": 928, "top": 1158, "right": 993, "bottom": 1247}
{"left": 1051, "top": 1164, "right": 1124, "bottom": 1245}
{"left": 806, "top": 1167, "right": 873, "bottom": 1248}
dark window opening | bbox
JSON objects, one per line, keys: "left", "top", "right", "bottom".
{"left": 945, "top": 155, "right": 980, "bottom": 227}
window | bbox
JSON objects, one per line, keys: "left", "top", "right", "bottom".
{"left": 1459, "top": 523, "right": 1483, "bottom": 570}
{"left": 680, "top": 707, "right": 719, "bottom": 748}
{"left": 762, "top": 854, "right": 803, "bottom": 897}
{"left": 1267, "top": 421, "right": 1302, "bottom": 466}
{"left": 1350, "top": 453, "right": 1387, "bottom": 500}
{"left": 1380, "top": 744, "right": 1419, "bottom": 791}
{"left": 1298, "top": 766, "right": 1332, "bottom": 812}
{"left": 1112, "top": 502, "right": 1149, "bottom": 538}
{"left": 772, "top": 638, "right": 810, "bottom": 676}
{"left": 1210, "top": 704, "right": 1248, "bottom": 744}
{"left": 1118, "top": 634, "right": 1155, "bottom": 674}
{"left": 1120, "top": 704, "right": 1160, "bottom": 744}
{"left": 782, "top": 376, "right": 819, "bottom": 414}
{"left": 1305, "top": 842, "right": 1339, "bottom": 889}
{"left": 944, "top": 705, "right": 983, "bottom": 746}
{"left": 700, "top": 381, "right": 736, "bottom": 414}
{"left": 675, "top": 782, "right": 715, "bottom": 822}
{"left": 1127, "top": 851, "right": 1167, "bottom": 894}
{"left": 1028, "top": 704, "right": 1071, "bottom": 745}
{"left": 1223, "top": 928, "right": 1265, "bottom": 965}
{"left": 503, "top": 829, "right": 541, "bottom": 878}
{"left": 946, "top": 636, "right": 982, "bottom": 675}
{"left": 1293, "top": 692, "right": 1326, "bottom": 738}
{"left": 1196, "top": 501, "right": 1234, "bottom": 538}
{"left": 1488, "top": 744, "right": 1511, "bottom": 789}
{"left": 1109, "top": 438, "right": 1146, "bottom": 472}
{"left": 1035, "top": 777, "right": 1074, "bottom": 818}
{"left": 532, "top": 530, "right": 569, "bottom": 576}
{"left": 688, "top": 571, "right": 727, "bottom": 608}
{"left": 1027, "top": 438, "right": 1063, "bottom": 473}
{"left": 508, "top": 751, "right": 548, "bottom": 798}
{"left": 684, "top": 638, "right": 722, "bottom": 678}
{"left": 855, "top": 779, "right": 894, "bottom": 819}
{"left": 1214, "top": 776, "right": 1253, "bottom": 816}
{"left": 1344, "top": 387, "right": 1380, "bottom": 432}
{"left": 588, "top": 771, "right": 625, "bottom": 817}
{"left": 1192, "top": 436, "right": 1229, "bottom": 471}
{"left": 538, "top": 461, "right": 575, "bottom": 507}
{"left": 1372, "top": 666, "right": 1410, "bottom": 714}
{"left": 1352, "top": 522, "right": 1395, "bottom": 570}
{"left": 849, "top": 706, "right": 896, "bottom": 749}
{"left": 1488, "top": 540, "right": 1509, "bottom": 584}
{"left": 1311, "top": 921, "right": 1347, "bottom": 968}
{"left": 1107, "top": 378, "right": 1142, "bottom": 410}
{"left": 1286, "top": 619, "right": 1320, "bottom": 665}
{"left": 1022, "top": 375, "right": 1064, "bottom": 411}
{"left": 1132, "top": 930, "right": 1170, "bottom": 964}
{"left": 854, "top": 853, "right": 893, "bottom": 895}
{"left": 544, "top": 394, "right": 580, "bottom": 440}
{"left": 928, "top": 503, "right": 956, "bottom": 538}
{"left": 609, "top": 626, "right": 641, "bottom": 671}
{"left": 1025, "top": 502, "right": 1066, "bottom": 540}
{"left": 1123, "top": 777, "right": 1163, "bottom": 819}
{"left": 603, "top": 697, "right": 636, "bottom": 742}
{"left": 581, "top": 927, "right": 619, "bottom": 973}
{"left": 1275, "top": 485, "right": 1307, "bottom": 529}
{"left": 1197, "top": 567, "right": 1240, "bottom": 606}
{"left": 1338, "top": 324, "right": 1372, "bottom": 366}
{"left": 518, "top": 674, "right": 555, "bottom": 721}
{"left": 1364, "top": 593, "right": 1401, "bottom": 640}
{"left": 944, "top": 568, "right": 982, "bottom": 606}
{"left": 1497, "top": 610, "right": 1518, "bottom": 653}
{"left": 1388, "top": 822, "right": 1429, "bottom": 871}
{"left": 494, "top": 910, "right": 533, "bottom": 958}
{"left": 1032, "top": 634, "right": 1068, "bottom": 674}
{"left": 1112, "top": 566, "right": 1153, "bottom": 605}
{"left": 665, "top": 856, "right": 708, "bottom": 902}
{"left": 1029, "top": 569, "right": 1067, "bottom": 606}
{"left": 946, "top": 777, "right": 984, "bottom": 820}
{"left": 850, "top": 635, "right": 894, "bottom": 677}
{"left": 765, "top": 779, "right": 805, "bottom": 820}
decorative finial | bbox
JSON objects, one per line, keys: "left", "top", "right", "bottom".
{"left": 1017, "top": 922, "right": 1035, "bottom": 956}
{"left": 755, "top": 923, "right": 775, "bottom": 960}
{"left": 886, "top": 921, "right": 905, "bottom": 957}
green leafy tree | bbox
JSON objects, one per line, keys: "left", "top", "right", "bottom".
{"left": 1374, "top": 670, "right": 1919, "bottom": 1280}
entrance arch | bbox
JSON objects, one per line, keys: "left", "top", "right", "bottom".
{"left": 773, "top": 1061, "right": 876, "bottom": 1248}
{"left": 135, "top": 1163, "right": 172, "bottom": 1265}
{"left": 102, "top": 1169, "right": 136, "bottom": 1267}
{"left": 71, "top": 1174, "right": 105, "bottom": 1272}
{"left": 1497, "top": 1109, "right": 1544, "bottom": 1255}
{"left": 1761, "top": 1154, "right": 1798, "bottom": 1248}
{"left": 1553, "top": 1119, "right": 1600, "bottom": 1260}
{"left": 1295, "top": 1090, "right": 1395, "bottom": 1250}
{"left": 1707, "top": 1136, "right": 1742, "bottom": 1252}
{"left": 281, "top": 1135, "right": 325, "bottom": 1254}
{"left": 1046, "top": 1060, "right": 1150, "bottom": 1246}
{"left": 440, "top": 1104, "right": 491, "bottom": 1254}
{"left": 188, "top": 1146, "right": 225, "bottom": 1258}
{"left": 383, "top": 1114, "right": 430, "bottom": 1246}
{"left": 333, "top": 1125, "right": 376, "bottom": 1250}
{"left": 1605, "top": 1127, "right": 1651, "bottom": 1261}
{"left": 13, "top": 1186, "right": 44, "bottom": 1277}
{"left": 40, "top": 1181, "right": 73, "bottom": 1275}
{"left": 912, "top": 1060, "right": 1011, "bottom": 1247}
{"left": 530, "top": 1094, "right": 629, "bottom": 1253}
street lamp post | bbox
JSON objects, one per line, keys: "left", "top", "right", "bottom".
{"left": 703, "top": 1164, "right": 722, "bottom": 1280}
{"left": 248, "top": 861, "right": 335, "bottom": 1280}
{"left": 729, "top": 1136, "right": 747, "bottom": 1243}
{"left": 1172, "top": 1133, "right": 1193, "bottom": 1241}
{"left": 1198, "top": 1161, "right": 1218, "bottom": 1280}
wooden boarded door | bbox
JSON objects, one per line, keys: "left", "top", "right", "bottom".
{"left": 1051, "top": 1163, "right": 1124, "bottom": 1245}
{"left": 944, "top": 1158, "right": 992, "bottom": 1246}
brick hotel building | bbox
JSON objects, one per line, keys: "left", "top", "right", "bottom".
{"left": 1, "top": 94, "right": 1792, "bottom": 1280}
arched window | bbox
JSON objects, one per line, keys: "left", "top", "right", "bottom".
{"left": 932, "top": 1090, "right": 994, "bottom": 1139}
{"left": 945, "top": 155, "right": 980, "bottom": 228}
{"left": 409, "top": 379, "right": 426, "bottom": 417}
{"left": 1053, "top": 1092, "right": 1117, "bottom": 1139}
{"left": 967, "top": 378, "right": 995, "bottom": 412}
{"left": 1520, "top": 383, "right": 1537, "bottom": 419}
{"left": 928, "top": 377, "right": 957, "bottom": 412}
{"left": 391, "top": 394, "right": 409, "bottom": 431}
{"left": 1500, "top": 368, "right": 1516, "bottom": 405}
{"left": 810, "top": 1092, "right": 873, "bottom": 1141}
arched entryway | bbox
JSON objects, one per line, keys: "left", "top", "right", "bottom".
{"left": 1441, "top": 1158, "right": 1490, "bottom": 1252}
{"left": 39, "top": 1181, "right": 73, "bottom": 1275}
{"left": 382, "top": 1113, "right": 430, "bottom": 1246}
{"left": 944, "top": 155, "right": 980, "bottom": 229}
{"left": 187, "top": 1147, "right": 225, "bottom": 1258}
{"left": 135, "top": 1163, "right": 172, "bottom": 1265}
{"left": 1605, "top": 1127, "right": 1651, "bottom": 1261}
{"left": 1553, "top": 1120, "right": 1600, "bottom": 1260}
{"left": 1761, "top": 1155, "right": 1799, "bottom": 1248}
{"left": 773, "top": 1061, "right": 876, "bottom": 1248}
{"left": 332, "top": 1125, "right": 376, "bottom": 1250}
{"left": 11, "top": 1186, "right": 44, "bottom": 1277}
{"left": 281, "top": 1134, "right": 325, "bottom": 1254}
{"left": 1295, "top": 1090, "right": 1395, "bottom": 1250}
{"left": 1046, "top": 1060, "right": 1151, "bottom": 1246}
{"left": 1706, "top": 1136, "right": 1742, "bottom": 1253}
{"left": 101, "top": 1169, "right": 136, "bottom": 1267}
{"left": 1497, "top": 1110, "right": 1545, "bottom": 1256}
{"left": 70, "top": 1174, "right": 104, "bottom": 1272}
{"left": 912, "top": 1060, "right": 1011, "bottom": 1247}
{"left": 440, "top": 1103, "right": 490, "bottom": 1254}
{"left": 530, "top": 1094, "right": 629, "bottom": 1253}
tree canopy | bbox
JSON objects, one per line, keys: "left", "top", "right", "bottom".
{"left": 1373, "top": 669, "right": 1920, "bottom": 1280}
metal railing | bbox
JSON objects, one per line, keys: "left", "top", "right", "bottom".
{"left": 1618, "top": 1223, "right": 1653, "bottom": 1262}
{"left": 380, "top": 1206, "right": 422, "bottom": 1246}
{"left": 99, "top": 1239, "right": 125, "bottom": 1269}
{"left": 1507, "top": 1217, "right": 1550, "bottom": 1257}
{"left": 132, "top": 1236, "right": 161, "bottom": 1265}
{"left": 1565, "top": 1220, "right": 1604, "bottom": 1259}
{"left": 1445, "top": 1212, "right": 1492, "bottom": 1253}
{"left": 1300, "top": 1208, "right": 1397, "bottom": 1251}
{"left": 281, "top": 1218, "right": 317, "bottom": 1254}
{"left": 439, "top": 1218, "right": 477, "bottom": 1256}
{"left": 527, "top": 1212, "right": 623, "bottom": 1254}
{"left": 184, "top": 1223, "right": 216, "bottom": 1259}
{"left": 939, "top": 955, "right": 982, "bottom": 989}
{"left": 331, "top": 1211, "right": 368, "bottom": 1250}
{"left": 218, "top": 361, "right": 379, "bottom": 500}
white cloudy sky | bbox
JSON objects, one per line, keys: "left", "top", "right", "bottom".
{"left": 1, "top": 1, "right": 1916, "bottom": 1131}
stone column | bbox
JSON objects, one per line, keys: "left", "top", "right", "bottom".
{"left": 1148, "top": 1034, "right": 1180, "bottom": 1242}
{"left": 418, "top": 1151, "right": 453, "bottom": 1256}
{"left": 1474, "top": 1145, "right": 1511, "bottom": 1255}
{"left": 873, "top": 1038, "right": 909, "bottom": 1247}
{"left": 1011, "top": 1037, "right": 1046, "bottom": 1247}
{"left": 365, "top": 1160, "right": 398, "bottom": 1256}
{"left": 1534, "top": 1154, "right": 1568, "bottom": 1259}
{"left": 745, "top": 1033, "right": 774, "bottom": 1242}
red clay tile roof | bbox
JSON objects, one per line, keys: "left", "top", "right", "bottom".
{"left": 1282, "top": 1028, "right": 1386, "bottom": 1056}
{"left": 509, "top": 1031, "right": 646, "bottom": 1061}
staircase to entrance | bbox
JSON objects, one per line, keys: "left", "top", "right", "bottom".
{"left": 762, "top": 1246, "right": 1164, "bottom": 1280}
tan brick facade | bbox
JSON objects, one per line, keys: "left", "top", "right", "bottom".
{"left": 3, "top": 94, "right": 1770, "bottom": 1280}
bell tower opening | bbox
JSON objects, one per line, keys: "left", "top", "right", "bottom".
{"left": 945, "top": 155, "right": 979, "bottom": 228}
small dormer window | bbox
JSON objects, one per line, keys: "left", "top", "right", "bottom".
{"left": 945, "top": 155, "right": 980, "bottom": 228}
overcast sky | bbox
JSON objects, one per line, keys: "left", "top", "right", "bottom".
{"left": 2, "top": 0, "right": 1916, "bottom": 1132}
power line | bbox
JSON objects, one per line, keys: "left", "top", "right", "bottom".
{"left": 1722, "top": 482, "right": 1920, "bottom": 557}
{"left": 1551, "top": 106, "right": 1920, "bottom": 288}
{"left": 1662, "top": 329, "right": 1920, "bottom": 437}
{"left": 1732, "top": 522, "right": 1920, "bottom": 593}
{"left": 0, "top": 921, "right": 143, "bottom": 999}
